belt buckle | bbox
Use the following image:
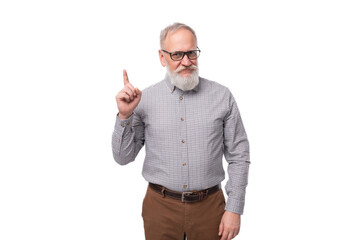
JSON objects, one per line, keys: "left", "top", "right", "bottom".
{"left": 181, "top": 191, "right": 193, "bottom": 202}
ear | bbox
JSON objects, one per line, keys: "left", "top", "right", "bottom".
{"left": 158, "top": 50, "right": 166, "bottom": 67}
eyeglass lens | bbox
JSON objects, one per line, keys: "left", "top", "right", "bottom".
{"left": 171, "top": 50, "right": 199, "bottom": 61}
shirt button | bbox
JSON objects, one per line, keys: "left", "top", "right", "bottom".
{"left": 181, "top": 139, "right": 185, "bottom": 143}
{"left": 181, "top": 118, "right": 184, "bottom": 121}
{"left": 182, "top": 162, "right": 186, "bottom": 166}
{"left": 179, "top": 96, "right": 183, "bottom": 100}
{"left": 118, "top": 139, "right": 120, "bottom": 143}
{"left": 183, "top": 185, "right": 187, "bottom": 188}
{"left": 121, "top": 124, "right": 125, "bottom": 127}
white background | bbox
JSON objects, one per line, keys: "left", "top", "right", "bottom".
{"left": 1, "top": 0, "right": 359, "bottom": 239}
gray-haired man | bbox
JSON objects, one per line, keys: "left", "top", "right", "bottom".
{"left": 112, "top": 22, "right": 250, "bottom": 240}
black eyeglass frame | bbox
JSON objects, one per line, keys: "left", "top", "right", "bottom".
{"left": 161, "top": 47, "right": 201, "bottom": 61}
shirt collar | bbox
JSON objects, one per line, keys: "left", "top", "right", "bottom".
{"left": 165, "top": 73, "right": 200, "bottom": 94}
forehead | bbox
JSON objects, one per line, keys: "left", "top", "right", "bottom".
{"left": 164, "top": 28, "right": 197, "bottom": 51}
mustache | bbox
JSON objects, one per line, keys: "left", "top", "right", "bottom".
{"left": 174, "top": 65, "right": 198, "bottom": 73}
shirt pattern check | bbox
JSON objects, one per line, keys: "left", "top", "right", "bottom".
{"left": 112, "top": 74, "right": 250, "bottom": 214}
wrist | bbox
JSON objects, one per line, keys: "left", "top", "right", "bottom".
{"left": 225, "top": 210, "right": 240, "bottom": 217}
{"left": 118, "top": 112, "right": 133, "bottom": 120}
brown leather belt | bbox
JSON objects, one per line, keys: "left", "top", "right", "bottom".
{"left": 148, "top": 183, "right": 220, "bottom": 203}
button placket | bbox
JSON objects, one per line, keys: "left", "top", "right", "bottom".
{"left": 179, "top": 94, "right": 189, "bottom": 190}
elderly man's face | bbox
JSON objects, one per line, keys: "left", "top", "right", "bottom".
{"left": 159, "top": 28, "right": 198, "bottom": 77}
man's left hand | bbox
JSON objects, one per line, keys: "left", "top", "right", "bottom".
{"left": 218, "top": 211, "right": 241, "bottom": 240}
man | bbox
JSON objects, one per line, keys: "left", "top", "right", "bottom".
{"left": 112, "top": 22, "right": 250, "bottom": 240}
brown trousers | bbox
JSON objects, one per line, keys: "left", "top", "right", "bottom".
{"left": 141, "top": 185, "right": 226, "bottom": 240}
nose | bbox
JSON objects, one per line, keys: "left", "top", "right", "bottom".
{"left": 181, "top": 54, "right": 192, "bottom": 66}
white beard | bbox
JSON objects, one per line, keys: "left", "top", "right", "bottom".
{"left": 166, "top": 65, "right": 199, "bottom": 91}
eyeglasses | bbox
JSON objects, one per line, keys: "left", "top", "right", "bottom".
{"left": 161, "top": 47, "right": 201, "bottom": 61}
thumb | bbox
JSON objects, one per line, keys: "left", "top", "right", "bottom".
{"left": 218, "top": 221, "right": 224, "bottom": 236}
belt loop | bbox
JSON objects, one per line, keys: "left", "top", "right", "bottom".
{"left": 199, "top": 191, "right": 203, "bottom": 201}
{"left": 161, "top": 186, "right": 165, "bottom": 198}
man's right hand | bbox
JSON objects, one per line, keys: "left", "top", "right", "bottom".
{"left": 115, "top": 69, "right": 142, "bottom": 120}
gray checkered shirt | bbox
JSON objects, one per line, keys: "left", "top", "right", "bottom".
{"left": 112, "top": 74, "right": 250, "bottom": 214}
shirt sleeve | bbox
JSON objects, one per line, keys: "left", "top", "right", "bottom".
{"left": 111, "top": 111, "right": 145, "bottom": 165}
{"left": 223, "top": 89, "right": 250, "bottom": 215}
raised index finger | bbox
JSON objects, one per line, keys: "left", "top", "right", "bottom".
{"left": 123, "top": 69, "right": 130, "bottom": 86}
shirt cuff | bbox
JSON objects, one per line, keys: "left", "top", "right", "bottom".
{"left": 114, "top": 113, "right": 135, "bottom": 138}
{"left": 225, "top": 197, "right": 245, "bottom": 215}
{"left": 115, "top": 112, "right": 134, "bottom": 129}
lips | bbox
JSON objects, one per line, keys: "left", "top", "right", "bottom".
{"left": 174, "top": 65, "right": 197, "bottom": 74}
{"left": 182, "top": 69, "right": 193, "bottom": 73}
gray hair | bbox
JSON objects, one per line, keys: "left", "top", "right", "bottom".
{"left": 160, "top": 22, "right": 197, "bottom": 48}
